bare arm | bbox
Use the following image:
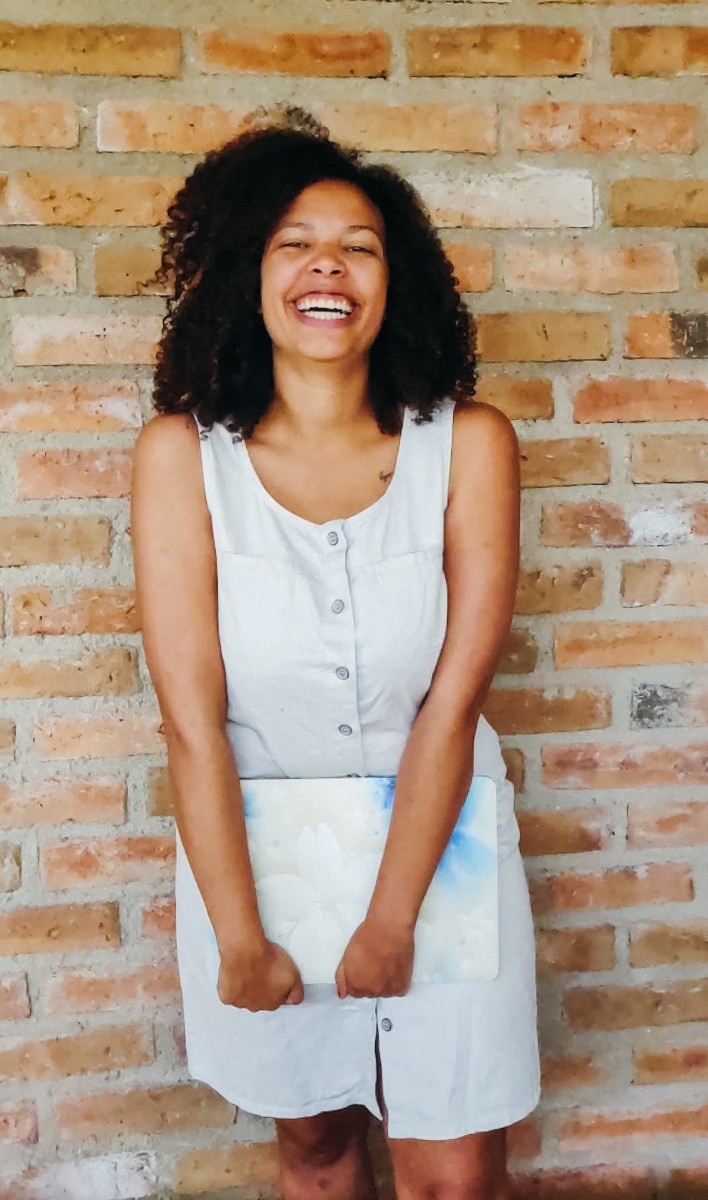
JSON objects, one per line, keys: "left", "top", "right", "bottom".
{"left": 336, "top": 402, "right": 520, "bottom": 997}
{"left": 130, "top": 413, "right": 303, "bottom": 1010}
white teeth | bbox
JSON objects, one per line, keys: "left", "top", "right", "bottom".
{"left": 300, "top": 310, "right": 349, "bottom": 321}
{"left": 295, "top": 297, "right": 354, "bottom": 316}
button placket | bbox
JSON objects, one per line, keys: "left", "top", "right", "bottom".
{"left": 321, "top": 527, "right": 363, "bottom": 768}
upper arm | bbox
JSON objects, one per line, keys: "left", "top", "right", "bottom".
{"left": 130, "top": 412, "right": 227, "bottom": 744}
{"left": 427, "top": 401, "right": 520, "bottom": 717}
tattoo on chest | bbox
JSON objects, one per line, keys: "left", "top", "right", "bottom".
{"left": 379, "top": 469, "right": 394, "bottom": 484}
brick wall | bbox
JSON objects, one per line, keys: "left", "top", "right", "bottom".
{"left": 0, "top": 1, "right": 706, "bottom": 1197}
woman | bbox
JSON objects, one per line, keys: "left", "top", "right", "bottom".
{"left": 131, "top": 108, "right": 539, "bottom": 1200}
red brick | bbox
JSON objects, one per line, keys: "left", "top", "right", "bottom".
{"left": 565, "top": 979, "right": 708, "bottom": 1030}
{"left": 33, "top": 712, "right": 164, "bottom": 758}
{"left": 0, "top": 173, "right": 181, "bottom": 226}
{"left": 626, "top": 312, "right": 708, "bottom": 359}
{"left": 0, "top": 1025, "right": 152, "bottom": 1080}
{"left": 0, "top": 1103, "right": 36, "bottom": 1144}
{"left": 0, "top": 902, "right": 120, "bottom": 955}
{"left": 629, "top": 800, "right": 708, "bottom": 849}
{"left": 536, "top": 925, "right": 616, "bottom": 974}
{"left": 45, "top": 961, "right": 180, "bottom": 1013}
{"left": 612, "top": 27, "right": 708, "bottom": 77}
{"left": 323, "top": 103, "right": 497, "bottom": 153}
{"left": 0, "top": 98, "right": 78, "bottom": 147}
{"left": 0, "top": 974, "right": 30, "bottom": 1019}
{"left": 519, "top": 806, "right": 610, "bottom": 855}
{"left": 0, "top": 245, "right": 75, "bottom": 295}
{"left": 477, "top": 311, "right": 610, "bottom": 363}
{"left": 17, "top": 447, "right": 133, "bottom": 499}
{"left": 475, "top": 376, "right": 554, "bottom": 419}
{"left": 505, "top": 243, "right": 678, "bottom": 294}
{"left": 516, "top": 102, "right": 696, "bottom": 154}
{"left": 611, "top": 180, "right": 708, "bottom": 228}
{"left": 407, "top": 27, "right": 588, "bottom": 77}
{"left": 97, "top": 99, "right": 248, "bottom": 153}
{"left": 542, "top": 500, "right": 698, "bottom": 548}
{"left": 543, "top": 741, "right": 708, "bottom": 788}
{"left": 630, "top": 921, "right": 708, "bottom": 967}
{"left": 574, "top": 377, "right": 708, "bottom": 422}
{"left": 94, "top": 243, "right": 167, "bottom": 297}
{"left": 561, "top": 1103, "right": 708, "bottom": 1146}
{"left": 542, "top": 1055, "right": 605, "bottom": 1091}
{"left": 0, "top": 778, "right": 125, "bottom": 828}
{"left": 555, "top": 619, "right": 708, "bottom": 668}
{"left": 0, "top": 380, "right": 140, "bottom": 431}
{"left": 0, "top": 516, "right": 110, "bottom": 567}
{"left": 485, "top": 687, "right": 610, "bottom": 735}
{"left": 0, "top": 649, "right": 137, "bottom": 699}
{"left": 498, "top": 629, "right": 538, "bottom": 674}
{"left": 622, "top": 560, "right": 708, "bottom": 607}
{"left": 0, "top": 23, "right": 181, "bottom": 76}
{"left": 12, "top": 587, "right": 138, "bottom": 635}
{"left": 519, "top": 437, "right": 609, "bottom": 487}
{"left": 175, "top": 1141, "right": 280, "bottom": 1193}
{"left": 443, "top": 240, "right": 494, "bottom": 292}
{"left": 140, "top": 897, "right": 175, "bottom": 941}
{"left": 531, "top": 863, "right": 692, "bottom": 913}
{"left": 516, "top": 563, "right": 603, "bottom": 614}
{"left": 199, "top": 27, "right": 390, "bottom": 77}
{"left": 57, "top": 1082, "right": 234, "bottom": 1139}
{"left": 511, "top": 1168, "right": 654, "bottom": 1199}
{"left": 633, "top": 1042, "right": 708, "bottom": 1085}
{"left": 40, "top": 835, "right": 175, "bottom": 890}
{"left": 12, "top": 314, "right": 160, "bottom": 366}
{"left": 632, "top": 434, "right": 708, "bottom": 484}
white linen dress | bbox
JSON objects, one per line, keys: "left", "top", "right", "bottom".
{"left": 174, "top": 396, "right": 540, "bottom": 1139}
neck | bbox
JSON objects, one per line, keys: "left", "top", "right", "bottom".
{"left": 268, "top": 353, "right": 374, "bottom": 442}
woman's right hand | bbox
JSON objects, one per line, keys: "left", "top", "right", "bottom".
{"left": 217, "top": 938, "right": 304, "bottom": 1011}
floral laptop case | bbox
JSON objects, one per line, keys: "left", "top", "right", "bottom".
{"left": 212, "top": 774, "right": 499, "bottom": 986}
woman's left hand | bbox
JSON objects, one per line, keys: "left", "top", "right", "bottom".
{"left": 334, "top": 916, "right": 414, "bottom": 999}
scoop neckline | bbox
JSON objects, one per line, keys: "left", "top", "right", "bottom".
{"left": 235, "top": 406, "right": 411, "bottom": 532}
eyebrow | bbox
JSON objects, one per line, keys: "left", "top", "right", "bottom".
{"left": 277, "top": 221, "right": 382, "bottom": 238}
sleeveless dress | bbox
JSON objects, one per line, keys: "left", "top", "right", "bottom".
{"left": 174, "top": 397, "right": 540, "bottom": 1140}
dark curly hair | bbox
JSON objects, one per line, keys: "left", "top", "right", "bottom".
{"left": 152, "top": 106, "right": 477, "bottom": 439}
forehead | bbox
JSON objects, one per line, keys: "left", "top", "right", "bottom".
{"left": 276, "top": 179, "right": 384, "bottom": 235}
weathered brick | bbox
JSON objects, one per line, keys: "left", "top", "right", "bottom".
{"left": 0, "top": 172, "right": 181, "bottom": 226}
{"left": 565, "top": 979, "right": 708, "bottom": 1030}
{"left": 0, "top": 1153, "right": 157, "bottom": 1200}
{"left": 519, "top": 806, "right": 610, "bottom": 855}
{"left": 555, "top": 619, "right": 708, "bottom": 668}
{"left": 407, "top": 27, "right": 588, "bottom": 77}
{"left": 199, "top": 27, "right": 390, "bottom": 77}
{"left": 519, "top": 437, "right": 610, "bottom": 486}
{"left": 630, "top": 798, "right": 708, "bottom": 846}
{"left": 45, "top": 961, "right": 180, "bottom": 1013}
{"left": 503, "top": 748, "right": 526, "bottom": 795}
{"left": 95, "top": 243, "right": 167, "bottom": 297}
{"left": 175, "top": 1141, "right": 279, "bottom": 1193}
{"left": 0, "top": 246, "right": 75, "bottom": 296}
{"left": 630, "top": 921, "right": 708, "bottom": 966}
{"left": 97, "top": 99, "right": 247, "bottom": 153}
{"left": 477, "top": 312, "right": 609, "bottom": 362}
{"left": 0, "top": 844, "right": 20, "bottom": 892}
{"left": 33, "top": 712, "right": 164, "bottom": 758}
{"left": 622, "top": 560, "right": 708, "bottom": 608}
{"left": 574, "top": 377, "right": 708, "bottom": 423}
{"left": 323, "top": 103, "right": 497, "bottom": 153}
{"left": 498, "top": 629, "right": 538, "bottom": 674}
{"left": 0, "top": 22, "right": 181, "bottom": 76}
{"left": 13, "top": 587, "right": 137, "bottom": 636}
{"left": 409, "top": 170, "right": 593, "bottom": 229}
{"left": 516, "top": 102, "right": 696, "bottom": 154}
{"left": 542, "top": 500, "right": 698, "bottom": 548}
{"left": 147, "top": 766, "right": 171, "bottom": 818}
{"left": 0, "top": 902, "right": 120, "bottom": 955}
{"left": 0, "top": 516, "right": 110, "bottom": 567}
{"left": 40, "top": 835, "right": 175, "bottom": 890}
{"left": 612, "top": 27, "right": 708, "bottom": 77}
{"left": 18, "top": 447, "right": 133, "bottom": 499}
{"left": 0, "top": 1025, "right": 152, "bottom": 1081}
{"left": 140, "top": 897, "right": 175, "bottom": 941}
{"left": 0, "top": 778, "right": 125, "bottom": 828}
{"left": 0, "top": 973, "right": 30, "bottom": 1019}
{"left": 511, "top": 1167, "right": 654, "bottom": 1199}
{"left": 543, "top": 741, "right": 708, "bottom": 788}
{"left": 561, "top": 1103, "right": 708, "bottom": 1146}
{"left": 516, "top": 563, "right": 603, "bottom": 614}
{"left": 485, "top": 687, "right": 610, "bottom": 734}
{"left": 633, "top": 434, "right": 708, "bottom": 484}
{"left": 0, "top": 1102, "right": 36, "bottom": 1144}
{"left": 630, "top": 681, "right": 708, "bottom": 730}
{"left": 626, "top": 312, "right": 708, "bottom": 360}
{"left": 532, "top": 863, "right": 692, "bottom": 913}
{"left": 0, "top": 722, "right": 14, "bottom": 755}
{"left": 536, "top": 925, "right": 616, "bottom": 974}
{"left": 542, "top": 1055, "right": 605, "bottom": 1091}
{"left": 0, "top": 649, "right": 137, "bottom": 700}
{"left": 442, "top": 241, "right": 493, "bottom": 292}
{"left": 0, "top": 380, "right": 140, "bottom": 431}
{"left": 0, "top": 98, "right": 78, "bottom": 148}
{"left": 12, "top": 314, "right": 160, "bottom": 365}
{"left": 505, "top": 243, "right": 678, "bottom": 293}
{"left": 698, "top": 254, "right": 708, "bottom": 290}
{"left": 57, "top": 1082, "right": 233, "bottom": 1139}
{"left": 635, "top": 1043, "right": 708, "bottom": 1086}
{"left": 475, "top": 376, "right": 554, "bottom": 419}
{"left": 611, "top": 180, "right": 708, "bottom": 228}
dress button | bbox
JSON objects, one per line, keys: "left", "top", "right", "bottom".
{"left": 331, "top": 599, "right": 345, "bottom": 614}
{"left": 338, "top": 724, "right": 353, "bottom": 736}
{"left": 336, "top": 666, "right": 350, "bottom": 680}
{"left": 327, "top": 531, "right": 339, "bottom": 546}
{"left": 381, "top": 1018, "right": 392, "bottom": 1032}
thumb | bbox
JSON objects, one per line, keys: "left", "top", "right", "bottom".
{"left": 285, "top": 975, "right": 304, "bottom": 1005}
{"left": 335, "top": 960, "right": 347, "bottom": 1000}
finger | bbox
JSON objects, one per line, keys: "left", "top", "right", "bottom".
{"left": 334, "top": 961, "right": 347, "bottom": 999}
{"left": 285, "top": 978, "right": 304, "bottom": 1005}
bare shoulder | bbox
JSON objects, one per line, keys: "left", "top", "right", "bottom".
{"left": 449, "top": 399, "right": 519, "bottom": 501}
{"left": 133, "top": 410, "right": 200, "bottom": 466}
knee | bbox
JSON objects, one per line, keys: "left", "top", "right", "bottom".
{"left": 397, "top": 1170, "right": 509, "bottom": 1200}
{"left": 277, "top": 1110, "right": 367, "bottom": 1171}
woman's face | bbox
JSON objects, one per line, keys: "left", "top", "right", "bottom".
{"left": 260, "top": 178, "right": 388, "bottom": 367}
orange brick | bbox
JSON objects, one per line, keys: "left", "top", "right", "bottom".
{"left": 0, "top": 98, "right": 78, "bottom": 147}
{"left": 322, "top": 103, "right": 497, "bottom": 153}
{"left": 698, "top": 253, "right": 708, "bottom": 290}
{"left": 0, "top": 1103, "right": 36, "bottom": 1144}
{"left": 516, "top": 562, "right": 603, "bottom": 614}
{"left": 632, "top": 434, "right": 708, "bottom": 483}
{"left": 97, "top": 99, "right": 248, "bottom": 153}
{"left": 612, "top": 27, "right": 708, "bottom": 76}
{"left": 511, "top": 1168, "right": 654, "bottom": 1198}
{"left": 40, "top": 835, "right": 175, "bottom": 889}
{"left": 505, "top": 243, "right": 678, "bottom": 294}
{"left": 12, "top": 314, "right": 160, "bottom": 365}
{"left": 519, "top": 437, "right": 610, "bottom": 487}
{"left": 56, "top": 1081, "right": 233, "bottom": 1139}
{"left": 542, "top": 1055, "right": 605, "bottom": 1091}
{"left": 0, "top": 380, "right": 140, "bottom": 431}
{"left": 176, "top": 1141, "right": 279, "bottom": 1193}
{"left": 531, "top": 863, "right": 692, "bottom": 913}
{"left": 17, "top": 447, "right": 133, "bottom": 499}
{"left": 536, "top": 925, "right": 616, "bottom": 974}
{"left": 574, "top": 376, "right": 708, "bottom": 422}
{"left": 633, "top": 1042, "right": 708, "bottom": 1085}
{"left": 0, "top": 974, "right": 29, "bottom": 1019}
{"left": 147, "top": 766, "right": 171, "bottom": 818}
{"left": 565, "top": 979, "right": 708, "bottom": 1030}
{"left": 543, "top": 741, "right": 708, "bottom": 789}
{"left": 442, "top": 241, "right": 493, "bottom": 292}
{"left": 519, "top": 807, "right": 610, "bottom": 855}
{"left": 0, "top": 1025, "right": 152, "bottom": 1080}
{"left": 541, "top": 500, "right": 698, "bottom": 548}
{"left": 45, "top": 961, "right": 180, "bottom": 1013}
{"left": 199, "top": 27, "right": 390, "bottom": 77}
{"left": 13, "top": 587, "right": 138, "bottom": 636}
{"left": 0, "top": 722, "right": 14, "bottom": 754}
{"left": 561, "top": 1103, "right": 708, "bottom": 1146}
{"left": 475, "top": 376, "right": 554, "bottom": 419}
{"left": 0, "top": 902, "right": 120, "bottom": 955}
{"left": 0, "top": 172, "right": 181, "bottom": 226}
{"left": 498, "top": 629, "right": 538, "bottom": 674}
{"left": 0, "top": 23, "right": 181, "bottom": 76}
{"left": 33, "top": 712, "right": 164, "bottom": 758}
{"left": 0, "top": 246, "right": 75, "bottom": 296}
{"left": 629, "top": 801, "right": 708, "bottom": 850}
{"left": 630, "top": 921, "right": 708, "bottom": 967}
{"left": 0, "top": 649, "right": 137, "bottom": 700}
{"left": 555, "top": 619, "right": 708, "bottom": 668}
{"left": 625, "top": 311, "right": 708, "bottom": 359}
{"left": 516, "top": 101, "right": 696, "bottom": 154}
{"left": 502, "top": 748, "right": 525, "bottom": 794}
{"left": 611, "top": 180, "right": 708, "bottom": 228}
{"left": 485, "top": 687, "right": 610, "bottom": 735}
{"left": 0, "top": 779, "right": 125, "bottom": 829}
{"left": 622, "top": 560, "right": 708, "bottom": 607}
{"left": 95, "top": 243, "right": 167, "bottom": 297}
{"left": 477, "top": 312, "right": 610, "bottom": 363}
{"left": 0, "top": 516, "right": 110, "bottom": 567}
{"left": 140, "top": 897, "right": 175, "bottom": 941}
{"left": 407, "top": 27, "right": 587, "bottom": 77}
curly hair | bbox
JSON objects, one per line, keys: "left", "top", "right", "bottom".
{"left": 152, "top": 106, "right": 477, "bottom": 439}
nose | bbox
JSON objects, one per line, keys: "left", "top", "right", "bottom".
{"left": 309, "top": 245, "right": 345, "bottom": 276}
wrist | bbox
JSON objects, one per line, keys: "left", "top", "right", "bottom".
{"left": 365, "top": 900, "right": 417, "bottom": 937}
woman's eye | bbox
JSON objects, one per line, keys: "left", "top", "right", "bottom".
{"left": 281, "top": 241, "right": 307, "bottom": 249}
{"left": 347, "top": 245, "right": 374, "bottom": 255}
